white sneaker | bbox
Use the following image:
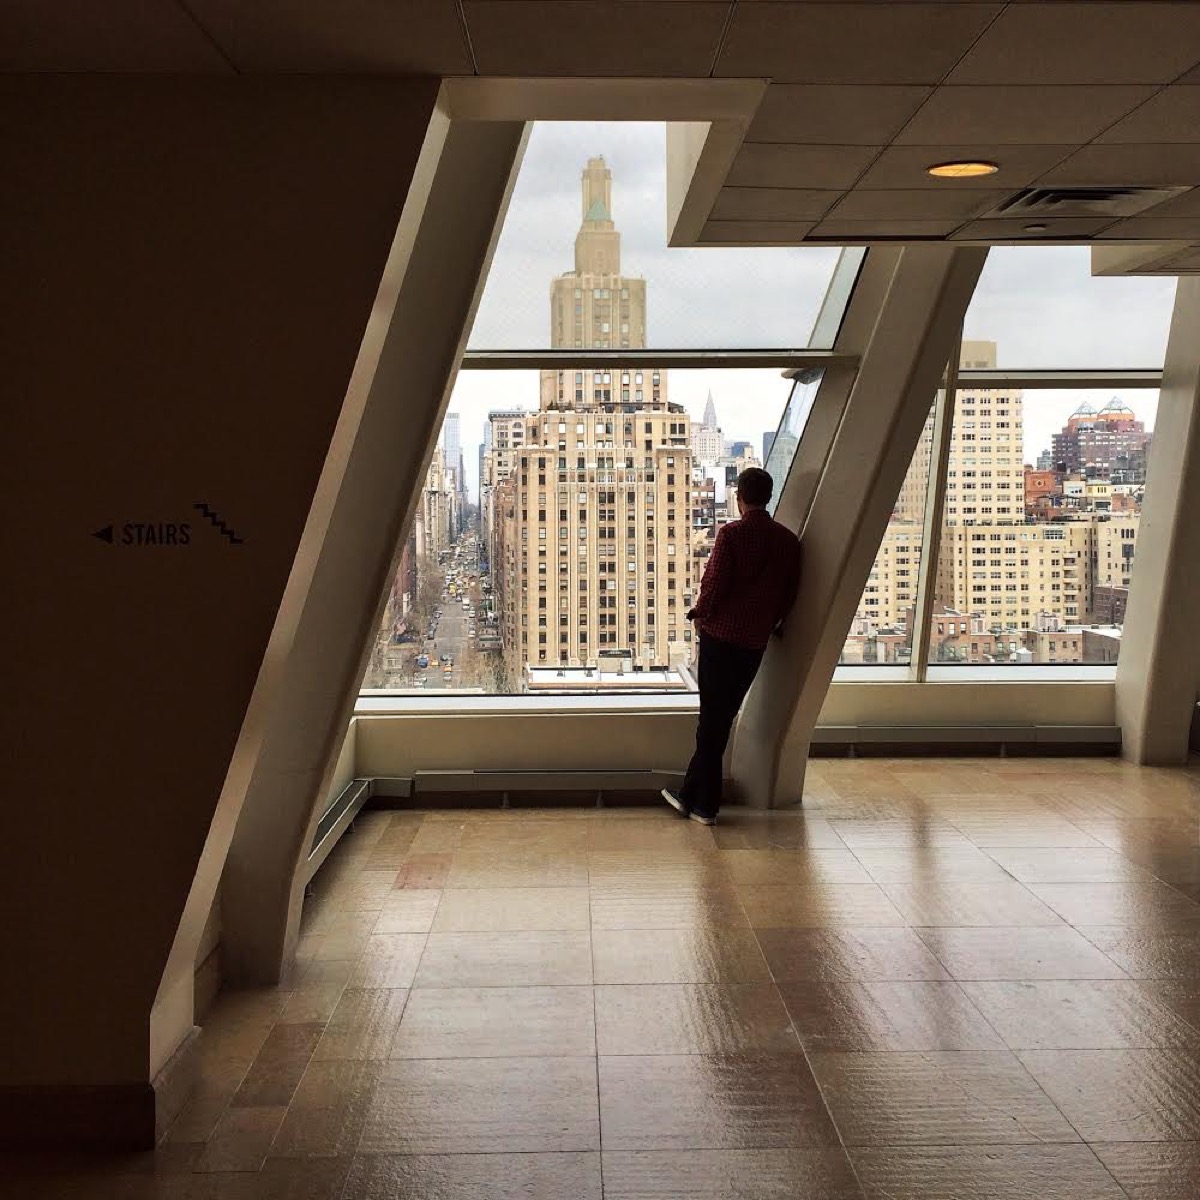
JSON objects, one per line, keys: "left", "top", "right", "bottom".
{"left": 661, "top": 788, "right": 687, "bottom": 816}
{"left": 688, "top": 811, "right": 716, "bottom": 827}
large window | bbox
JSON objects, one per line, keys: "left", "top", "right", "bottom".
{"left": 361, "top": 119, "right": 855, "bottom": 698}
{"left": 840, "top": 400, "right": 938, "bottom": 667}
{"left": 927, "top": 381, "right": 1157, "bottom": 668}
{"left": 468, "top": 122, "right": 843, "bottom": 351}
{"left": 964, "top": 246, "right": 1176, "bottom": 367}
{"left": 837, "top": 246, "right": 1173, "bottom": 678}
{"left": 361, "top": 368, "right": 805, "bottom": 696}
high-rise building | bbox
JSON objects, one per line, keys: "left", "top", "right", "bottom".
{"left": 846, "top": 340, "right": 1147, "bottom": 663}
{"left": 442, "top": 411, "right": 466, "bottom": 534}
{"left": 1051, "top": 398, "right": 1152, "bottom": 479}
{"left": 482, "top": 408, "right": 528, "bottom": 564}
{"left": 702, "top": 390, "right": 718, "bottom": 431}
{"left": 490, "top": 158, "right": 694, "bottom": 681}
{"left": 691, "top": 420, "right": 724, "bottom": 467}
{"left": 549, "top": 157, "right": 646, "bottom": 349}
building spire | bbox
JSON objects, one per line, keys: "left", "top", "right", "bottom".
{"left": 703, "top": 390, "right": 719, "bottom": 430}
{"left": 575, "top": 157, "right": 620, "bottom": 275}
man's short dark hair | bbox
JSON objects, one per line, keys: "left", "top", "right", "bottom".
{"left": 736, "top": 467, "right": 773, "bottom": 507}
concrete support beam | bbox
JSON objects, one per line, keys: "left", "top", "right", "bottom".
{"left": 731, "top": 245, "right": 988, "bottom": 807}
{"left": 1116, "top": 277, "right": 1200, "bottom": 764}
{"left": 218, "top": 118, "right": 529, "bottom": 988}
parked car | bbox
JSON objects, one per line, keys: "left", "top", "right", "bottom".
{"left": 416, "top": 654, "right": 429, "bottom": 669}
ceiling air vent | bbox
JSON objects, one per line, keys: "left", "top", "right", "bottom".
{"left": 986, "top": 186, "right": 1189, "bottom": 220}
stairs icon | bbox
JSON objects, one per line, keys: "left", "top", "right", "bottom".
{"left": 194, "top": 502, "right": 244, "bottom": 545}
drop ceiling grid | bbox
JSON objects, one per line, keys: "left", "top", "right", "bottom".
{"left": 6, "top": 0, "right": 1200, "bottom": 247}
{"left": 705, "top": 1, "right": 1200, "bottom": 244}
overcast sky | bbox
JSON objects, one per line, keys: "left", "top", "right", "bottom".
{"left": 448, "top": 121, "right": 1176, "bottom": 500}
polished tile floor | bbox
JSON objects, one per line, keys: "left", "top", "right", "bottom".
{"left": 10, "top": 758, "right": 1200, "bottom": 1198}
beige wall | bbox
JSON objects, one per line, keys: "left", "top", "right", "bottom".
{"left": 351, "top": 677, "right": 1117, "bottom": 780}
{"left": 0, "top": 76, "right": 438, "bottom": 1136}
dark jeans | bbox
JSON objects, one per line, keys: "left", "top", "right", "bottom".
{"left": 681, "top": 633, "right": 765, "bottom": 818}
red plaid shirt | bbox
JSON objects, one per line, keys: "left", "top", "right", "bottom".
{"left": 689, "top": 509, "right": 802, "bottom": 650}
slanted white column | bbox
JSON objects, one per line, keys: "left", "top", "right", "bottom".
{"left": 1115, "top": 276, "right": 1200, "bottom": 764}
{"left": 217, "top": 118, "right": 529, "bottom": 986}
{"left": 731, "top": 245, "right": 988, "bottom": 808}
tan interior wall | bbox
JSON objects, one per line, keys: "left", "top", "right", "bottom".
{"left": 355, "top": 711, "right": 697, "bottom": 779}
{"left": 0, "top": 76, "right": 438, "bottom": 1105}
{"left": 351, "top": 680, "right": 1116, "bottom": 780}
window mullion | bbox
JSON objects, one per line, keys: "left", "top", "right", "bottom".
{"left": 910, "top": 333, "right": 964, "bottom": 682}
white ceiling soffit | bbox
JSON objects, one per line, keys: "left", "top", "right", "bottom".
{"left": 6, "top": 1, "right": 1200, "bottom": 260}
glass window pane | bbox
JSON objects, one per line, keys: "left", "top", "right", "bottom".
{"left": 469, "top": 121, "right": 847, "bottom": 350}
{"left": 926, "top": 339, "right": 1157, "bottom": 667}
{"left": 840, "top": 400, "right": 938, "bottom": 667}
{"left": 360, "top": 368, "right": 798, "bottom": 697}
{"left": 765, "top": 370, "right": 823, "bottom": 513}
{"left": 964, "top": 246, "right": 1176, "bottom": 367}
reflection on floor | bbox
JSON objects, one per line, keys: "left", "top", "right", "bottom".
{"left": 11, "top": 757, "right": 1200, "bottom": 1198}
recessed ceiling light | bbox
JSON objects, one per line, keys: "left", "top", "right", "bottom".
{"left": 926, "top": 160, "right": 1000, "bottom": 179}
{"left": 1024, "top": 223, "right": 1048, "bottom": 232}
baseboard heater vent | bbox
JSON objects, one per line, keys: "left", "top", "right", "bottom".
{"left": 811, "top": 723, "right": 1120, "bottom": 757}
{"left": 413, "top": 768, "right": 683, "bottom": 805}
{"left": 305, "top": 777, "right": 372, "bottom": 882}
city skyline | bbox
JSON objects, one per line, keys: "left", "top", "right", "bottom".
{"left": 444, "top": 119, "right": 1167, "bottom": 504}
{"left": 445, "top": 377, "right": 1158, "bottom": 506}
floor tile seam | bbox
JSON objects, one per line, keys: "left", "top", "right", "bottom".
{"left": 972, "top": 1040, "right": 1099, "bottom": 1150}
{"left": 756, "top": 902, "right": 867, "bottom": 1177}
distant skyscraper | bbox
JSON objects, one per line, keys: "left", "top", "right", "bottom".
{"left": 703, "top": 390, "right": 718, "bottom": 431}
{"left": 442, "top": 412, "right": 466, "bottom": 533}
{"left": 548, "top": 157, "right": 646, "bottom": 349}
{"left": 691, "top": 420, "right": 724, "bottom": 467}
{"left": 490, "top": 157, "right": 693, "bottom": 678}
{"left": 763, "top": 432, "right": 775, "bottom": 464}
{"left": 1051, "top": 398, "right": 1150, "bottom": 479}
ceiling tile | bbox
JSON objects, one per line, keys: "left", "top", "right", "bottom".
{"left": 1039, "top": 144, "right": 1200, "bottom": 187}
{"left": 463, "top": 1, "right": 730, "bottom": 76}
{"left": 1099, "top": 216, "right": 1200, "bottom": 239}
{"left": 701, "top": 221, "right": 816, "bottom": 245}
{"left": 1165, "top": 248, "right": 1200, "bottom": 268}
{"left": 188, "top": 0, "right": 471, "bottom": 71}
{"left": 951, "top": 217, "right": 1119, "bottom": 241}
{"left": 0, "top": 0, "right": 230, "bottom": 70}
{"left": 810, "top": 218, "right": 961, "bottom": 239}
{"left": 727, "top": 143, "right": 881, "bottom": 190}
{"left": 716, "top": 2, "right": 1003, "bottom": 84}
{"left": 948, "top": 2, "right": 1200, "bottom": 85}
{"left": 747, "top": 85, "right": 932, "bottom": 145}
{"left": 897, "top": 85, "right": 1157, "bottom": 146}
{"left": 1098, "top": 87, "right": 1200, "bottom": 144}
{"left": 1133, "top": 186, "right": 1200, "bottom": 218}
{"left": 827, "top": 187, "right": 1007, "bottom": 220}
{"left": 857, "top": 144, "right": 1073, "bottom": 190}
{"left": 710, "top": 188, "right": 841, "bottom": 222}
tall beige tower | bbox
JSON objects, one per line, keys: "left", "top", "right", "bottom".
{"left": 491, "top": 159, "right": 693, "bottom": 683}
{"left": 549, "top": 156, "right": 646, "bottom": 350}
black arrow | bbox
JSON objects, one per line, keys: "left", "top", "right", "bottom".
{"left": 93, "top": 525, "right": 113, "bottom": 544}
